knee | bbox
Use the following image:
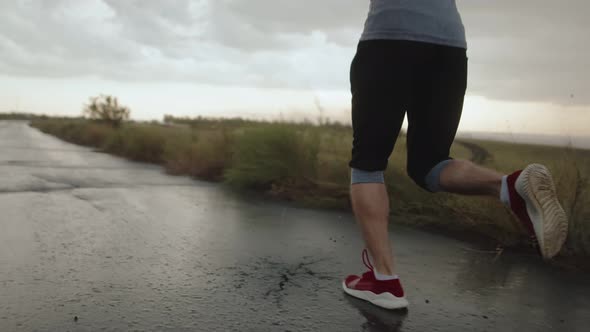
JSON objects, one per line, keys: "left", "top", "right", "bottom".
{"left": 407, "top": 158, "right": 454, "bottom": 192}
{"left": 407, "top": 165, "right": 428, "bottom": 190}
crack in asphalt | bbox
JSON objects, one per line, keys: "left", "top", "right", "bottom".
{"left": 0, "top": 183, "right": 203, "bottom": 195}
{"left": 0, "top": 161, "right": 153, "bottom": 170}
{"left": 31, "top": 173, "right": 78, "bottom": 189}
{"left": 262, "top": 257, "right": 336, "bottom": 302}
{"left": 0, "top": 146, "right": 95, "bottom": 153}
{"left": 218, "top": 256, "right": 337, "bottom": 307}
{"left": 72, "top": 193, "right": 107, "bottom": 212}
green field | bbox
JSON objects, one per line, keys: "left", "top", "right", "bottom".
{"left": 28, "top": 117, "right": 590, "bottom": 257}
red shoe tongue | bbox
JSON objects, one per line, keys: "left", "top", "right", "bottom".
{"left": 507, "top": 170, "right": 536, "bottom": 236}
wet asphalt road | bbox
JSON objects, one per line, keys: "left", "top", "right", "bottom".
{"left": 1, "top": 120, "right": 589, "bottom": 332}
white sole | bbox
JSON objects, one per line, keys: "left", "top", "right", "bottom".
{"left": 342, "top": 282, "right": 409, "bottom": 310}
{"left": 516, "top": 164, "right": 569, "bottom": 259}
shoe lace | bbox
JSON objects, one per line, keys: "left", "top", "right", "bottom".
{"left": 362, "top": 249, "right": 374, "bottom": 271}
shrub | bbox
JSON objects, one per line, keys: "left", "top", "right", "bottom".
{"left": 103, "top": 125, "right": 166, "bottom": 163}
{"left": 164, "top": 130, "right": 232, "bottom": 181}
{"left": 225, "top": 126, "right": 319, "bottom": 190}
{"left": 83, "top": 95, "right": 130, "bottom": 127}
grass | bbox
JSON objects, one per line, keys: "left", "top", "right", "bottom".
{"left": 225, "top": 125, "right": 319, "bottom": 190}
{"left": 28, "top": 117, "right": 590, "bottom": 257}
{"left": 164, "top": 127, "right": 231, "bottom": 180}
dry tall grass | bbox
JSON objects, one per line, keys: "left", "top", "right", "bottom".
{"left": 30, "top": 118, "right": 590, "bottom": 256}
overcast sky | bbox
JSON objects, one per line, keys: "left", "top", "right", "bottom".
{"left": 0, "top": 0, "right": 588, "bottom": 135}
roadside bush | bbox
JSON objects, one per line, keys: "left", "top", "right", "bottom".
{"left": 103, "top": 125, "right": 166, "bottom": 163}
{"left": 164, "top": 130, "right": 232, "bottom": 181}
{"left": 225, "top": 126, "right": 319, "bottom": 190}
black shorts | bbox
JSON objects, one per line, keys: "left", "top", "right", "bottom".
{"left": 349, "top": 39, "right": 468, "bottom": 189}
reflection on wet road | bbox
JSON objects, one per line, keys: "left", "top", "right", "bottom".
{"left": 1, "top": 121, "right": 589, "bottom": 331}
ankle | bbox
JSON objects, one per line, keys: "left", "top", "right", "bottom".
{"left": 373, "top": 268, "right": 399, "bottom": 281}
{"left": 500, "top": 175, "right": 510, "bottom": 205}
{"left": 373, "top": 262, "right": 395, "bottom": 276}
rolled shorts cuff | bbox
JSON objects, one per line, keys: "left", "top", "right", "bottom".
{"left": 351, "top": 168, "right": 385, "bottom": 184}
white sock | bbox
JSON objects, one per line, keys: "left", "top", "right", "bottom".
{"left": 500, "top": 175, "right": 510, "bottom": 206}
{"left": 373, "top": 269, "right": 399, "bottom": 281}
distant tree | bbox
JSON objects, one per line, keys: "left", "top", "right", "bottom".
{"left": 83, "top": 95, "right": 130, "bottom": 127}
{"left": 163, "top": 114, "right": 174, "bottom": 124}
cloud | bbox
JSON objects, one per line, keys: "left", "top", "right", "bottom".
{"left": 457, "top": 0, "right": 589, "bottom": 104}
{"left": 0, "top": 0, "right": 588, "bottom": 105}
{"left": 204, "top": 0, "right": 364, "bottom": 50}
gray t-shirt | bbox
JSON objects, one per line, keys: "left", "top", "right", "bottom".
{"left": 361, "top": 0, "right": 467, "bottom": 49}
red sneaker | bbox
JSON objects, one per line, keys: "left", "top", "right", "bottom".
{"left": 507, "top": 164, "right": 568, "bottom": 259}
{"left": 342, "top": 249, "right": 409, "bottom": 310}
